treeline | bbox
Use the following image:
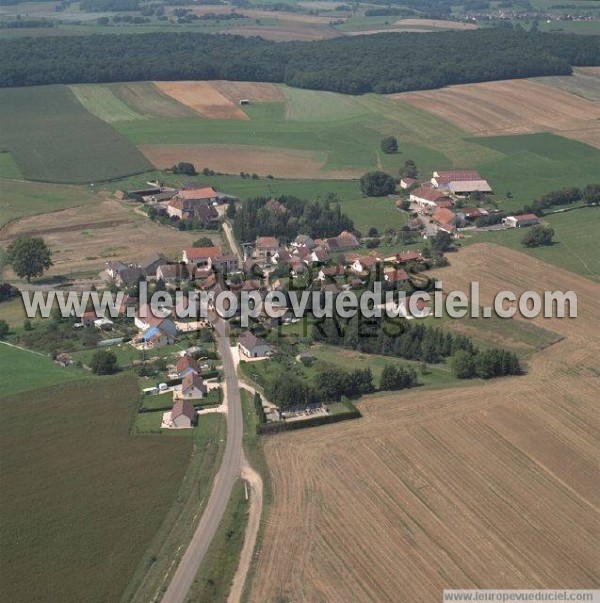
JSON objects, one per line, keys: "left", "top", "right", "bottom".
{"left": 312, "top": 315, "right": 522, "bottom": 379}
{"left": 79, "top": 0, "right": 139, "bottom": 11}
{"left": 522, "top": 184, "right": 600, "bottom": 214}
{"left": 232, "top": 195, "right": 355, "bottom": 243}
{"left": 0, "top": 19, "right": 54, "bottom": 29}
{"left": 1, "top": 29, "right": 598, "bottom": 93}
{"left": 264, "top": 363, "right": 418, "bottom": 409}
{"left": 475, "top": 183, "right": 599, "bottom": 227}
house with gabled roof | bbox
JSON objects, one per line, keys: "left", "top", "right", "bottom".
{"left": 182, "top": 246, "right": 221, "bottom": 267}
{"left": 175, "top": 373, "right": 207, "bottom": 400}
{"left": 142, "top": 325, "right": 175, "bottom": 348}
{"left": 140, "top": 252, "right": 168, "bottom": 277}
{"left": 238, "top": 331, "right": 272, "bottom": 358}
{"left": 410, "top": 185, "right": 453, "bottom": 209}
{"left": 165, "top": 400, "right": 196, "bottom": 429}
{"left": 255, "top": 236, "right": 280, "bottom": 259}
{"left": 176, "top": 354, "right": 201, "bottom": 379}
{"left": 115, "top": 266, "right": 144, "bottom": 289}
{"left": 323, "top": 231, "right": 359, "bottom": 253}
{"left": 432, "top": 207, "right": 458, "bottom": 233}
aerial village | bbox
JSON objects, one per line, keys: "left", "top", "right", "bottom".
{"left": 58, "top": 168, "right": 537, "bottom": 432}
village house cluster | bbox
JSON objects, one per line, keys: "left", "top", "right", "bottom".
{"left": 402, "top": 169, "right": 539, "bottom": 236}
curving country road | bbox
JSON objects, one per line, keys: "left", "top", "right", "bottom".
{"left": 161, "top": 317, "right": 244, "bottom": 603}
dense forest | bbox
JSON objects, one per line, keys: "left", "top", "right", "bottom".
{"left": 0, "top": 29, "right": 598, "bottom": 93}
{"left": 232, "top": 195, "right": 355, "bottom": 243}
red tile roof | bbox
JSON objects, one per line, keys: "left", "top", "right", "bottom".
{"left": 411, "top": 186, "right": 449, "bottom": 203}
{"left": 178, "top": 187, "right": 217, "bottom": 201}
{"left": 433, "top": 207, "right": 457, "bottom": 227}
{"left": 183, "top": 246, "right": 221, "bottom": 261}
{"left": 176, "top": 354, "right": 200, "bottom": 374}
{"left": 434, "top": 170, "right": 481, "bottom": 183}
{"left": 256, "top": 236, "right": 279, "bottom": 249}
{"left": 516, "top": 213, "right": 539, "bottom": 222}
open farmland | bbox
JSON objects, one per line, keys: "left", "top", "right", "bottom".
{"left": 465, "top": 207, "right": 600, "bottom": 282}
{"left": 533, "top": 67, "right": 600, "bottom": 103}
{"left": 0, "top": 198, "right": 219, "bottom": 279}
{"left": 0, "top": 86, "right": 151, "bottom": 183}
{"left": 111, "top": 82, "right": 197, "bottom": 118}
{"left": 69, "top": 84, "right": 147, "bottom": 123}
{"left": 248, "top": 244, "right": 599, "bottom": 603}
{"left": 392, "top": 79, "right": 600, "bottom": 149}
{"left": 139, "top": 143, "right": 331, "bottom": 179}
{"left": 0, "top": 179, "right": 98, "bottom": 227}
{"left": 154, "top": 81, "right": 250, "bottom": 120}
{"left": 0, "top": 371, "right": 194, "bottom": 603}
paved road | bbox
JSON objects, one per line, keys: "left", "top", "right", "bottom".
{"left": 161, "top": 317, "right": 244, "bottom": 603}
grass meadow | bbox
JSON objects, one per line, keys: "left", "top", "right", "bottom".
{"left": 0, "top": 343, "right": 87, "bottom": 396}
{"left": 464, "top": 207, "right": 600, "bottom": 282}
{"left": 0, "top": 179, "right": 98, "bottom": 227}
{"left": 0, "top": 85, "right": 151, "bottom": 183}
{"left": 0, "top": 368, "right": 195, "bottom": 603}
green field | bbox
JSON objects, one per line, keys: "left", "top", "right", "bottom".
{"left": 0, "top": 179, "right": 98, "bottom": 226}
{"left": 0, "top": 151, "right": 23, "bottom": 179}
{"left": 465, "top": 207, "right": 600, "bottom": 282}
{"left": 0, "top": 343, "right": 87, "bottom": 396}
{"left": 0, "top": 85, "right": 151, "bottom": 183}
{"left": 0, "top": 368, "right": 194, "bottom": 603}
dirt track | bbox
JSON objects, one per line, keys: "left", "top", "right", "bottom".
{"left": 392, "top": 79, "right": 600, "bottom": 148}
{"left": 248, "top": 244, "right": 599, "bottom": 603}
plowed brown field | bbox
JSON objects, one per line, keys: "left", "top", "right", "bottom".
{"left": 209, "top": 81, "right": 285, "bottom": 104}
{"left": 154, "top": 82, "right": 249, "bottom": 120}
{"left": 248, "top": 244, "right": 599, "bottom": 603}
{"left": 138, "top": 143, "right": 359, "bottom": 179}
{"left": 392, "top": 79, "right": 600, "bottom": 148}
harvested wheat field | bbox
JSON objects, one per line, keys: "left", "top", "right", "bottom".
{"left": 248, "top": 244, "right": 599, "bottom": 603}
{"left": 392, "top": 79, "right": 600, "bottom": 148}
{"left": 154, "top": 81, "right": 249, "bottom": 120}
{"left": 139, "top": 143, "right": 357, "bottom": 179}
{"left": 227, "top": 25, "right": 340, "bottom": 41}
{"left": 394, "top": 18, "right": 478, "bottom": 30}
{"left": 209, "top": 81, "right": 285, "bottom": 104}
{"left": 0, "top": 199, "right": 214, "bottom": 279}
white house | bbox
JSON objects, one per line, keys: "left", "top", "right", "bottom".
{"left": 503, "top": 214, "right": 540, "bottom": 228}
{"left": 238, "top": 331, "right": 272, "bottom": 358}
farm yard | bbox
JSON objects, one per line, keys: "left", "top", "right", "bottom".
{"left": 248, "top": 244, "right": 599, "bottom": 603}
